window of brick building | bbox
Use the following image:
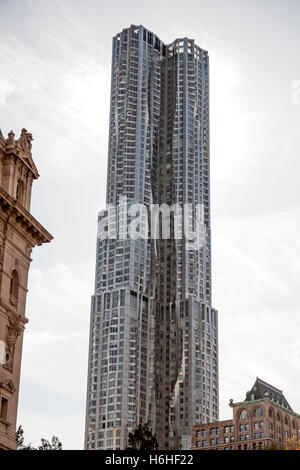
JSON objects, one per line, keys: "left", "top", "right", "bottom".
{"left": 284, "top": 416, "right": 289, "bottom": 426}
{"left": 253, "top": 408, "right": 263, "bottom": 417}
{"left": 0, "top": 397, "right": 8, "bottom": 421}
{"left": 10, "top": 269, "right": 20, "bottom": 304}
{"left": 239, "top": 410, "right": 248, "bottom": 420}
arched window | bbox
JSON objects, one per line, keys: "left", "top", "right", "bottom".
{"left": 284, "top": 416, "right": 289, "bottom": 426}
{"left": 269, "top": 408, "right": 274, "bottom": 418}
{"left": 16, "top": 180, "right": 24, "bottom": 205}
{"left": 292, "top": 420, "right": 296, "bottom": 429}
{"left": 276, "top": 412, "right": 281, "bottom": 422}
{"left": 10, "top": 270, "right": 19, "bottom": 304}
{"left": 253, "top": 407, "right": 263, "bottom": 417}
{"left": 239, "top": 410, "right": 248, "bottom": 420}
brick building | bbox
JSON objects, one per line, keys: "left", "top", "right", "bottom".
{"left": 0, "top": 128, "right": 52, "bottom": 450}
{"left": 192, "top": 378, "right": 300, "bottom": 450}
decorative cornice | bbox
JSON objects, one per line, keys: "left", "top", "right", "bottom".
{"left": 0, "top": 187, "right": 52, "bottom": 246}
{"left": 230, "top": 397, "right": 300, "bottom": 419}
{"left": 0, "top": 300, "right": 28, "bottom": 326}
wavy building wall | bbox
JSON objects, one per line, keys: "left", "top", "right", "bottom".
{"left": 85, "top": 25, "right": 218, "bottom": 450}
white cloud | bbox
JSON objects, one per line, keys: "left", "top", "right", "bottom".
{"left": 18, "top": 260, "right": 93, "bottom": 449}
{"left": 215, "top": 210, "right": 300, "bottom": 418}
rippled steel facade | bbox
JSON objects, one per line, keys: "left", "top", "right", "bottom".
{"left": 85, "top": 25, "right": 218, "bottom": 450}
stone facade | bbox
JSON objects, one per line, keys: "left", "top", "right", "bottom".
{"left": 0, "top": 128, "right": 52, "bottom": 450}
{"left": 192, "top": 378, "right": 300, "bottom": 450}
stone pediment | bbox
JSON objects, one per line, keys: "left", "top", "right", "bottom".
{"left": 0, "top": 379, "right": 16, "bottom": 394}
{"left": 5, "top": 129, "right": 39, "bottom": 178}
{"left": 16, "top": 129, "right": 39, "bottom": 177}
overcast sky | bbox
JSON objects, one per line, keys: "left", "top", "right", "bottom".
{"left": 0, "top": 0, "right": 299, "bottom": 449}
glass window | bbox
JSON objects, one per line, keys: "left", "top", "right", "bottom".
{"left": 239, "top": 410, "right": 248, "bottom": 420}
{"left": 253, "top": 408, "right": 263, "bottom": 417}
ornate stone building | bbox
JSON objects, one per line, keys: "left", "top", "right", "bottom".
{"left": 0, "top": 128, "right": 52, "bottom": 450}
{"left": 192, "top": 378, "right": 300, "bottom": 450}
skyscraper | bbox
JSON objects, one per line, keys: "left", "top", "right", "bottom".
{"left": 85, "top": 25, "right": 218, "bottom": 450}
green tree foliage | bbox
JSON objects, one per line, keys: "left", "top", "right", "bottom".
{"left": 127, "top": 423, "right": 158, "bottom": 450}
{"left": 16, "top": 425, "right": 62, "bottom": 450}
{"left": 285, "top": 436, "right": 300, "bottom": 450}
{"left": 262, "top": 443, "right": 279, "bottom": 450}
{"left": 37, "top": 436, "right": 62, "bottom": 450}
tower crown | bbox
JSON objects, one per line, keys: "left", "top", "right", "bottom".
{"left": 0, "top": 128, "right": 39, "bottom": 211}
